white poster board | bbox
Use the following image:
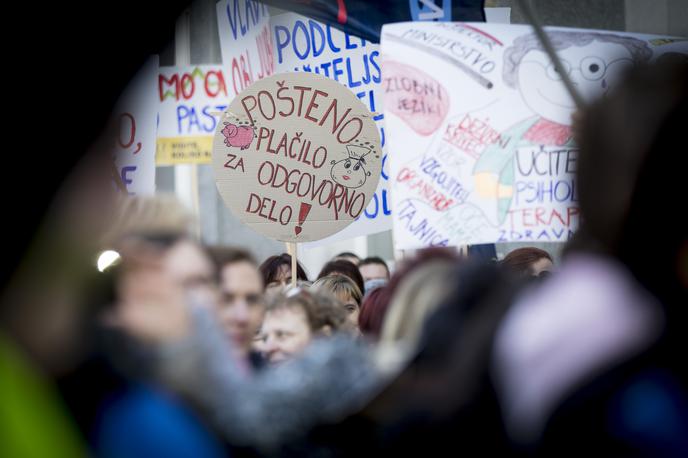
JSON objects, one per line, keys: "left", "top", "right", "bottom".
{"left": 212, "top": 72, "right": 382, "bottom": 243}
{"left": 156, "top": 65, "right": 232, "bottom": 165}
{"left": 270, "top": 12, "right": 392, "bottom": 245}
{"left": 113, "top": 56, "right": 159, "bottom": 195}
{"left": 217, "top": 0, "right": 275, "bottom": 95}
{"left": 382, "top": 23, "right": 688, "bottom": 249}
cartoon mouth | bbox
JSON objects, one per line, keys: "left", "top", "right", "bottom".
{"left": 537, "top": 89, "right": 575, "bottom": 109}
{"left": 343, "top": 175, "right": 350, "bottom": 180}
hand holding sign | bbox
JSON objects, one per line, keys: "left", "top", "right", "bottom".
{"left": 212, "top": 72, "right": 382, "bottom": 243}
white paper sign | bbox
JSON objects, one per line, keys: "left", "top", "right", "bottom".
{"left": 113, "top": 56, "right": 159, "bottom": 195}
{"left": 217, "top": 0, "right": 275, "bottom": 95}
{"left": 382, "top": 23, "right": 688, "bottom": 249}
{"left": 157, "top": 65, "right": 231, "bottom": 164}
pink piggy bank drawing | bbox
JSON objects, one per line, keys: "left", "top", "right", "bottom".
{"left": 221, "top": 122, "right": 254, "bottom": 150}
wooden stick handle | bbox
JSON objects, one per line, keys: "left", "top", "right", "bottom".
{"left": 289, "top": 242, "right": 298, "bottom": 288}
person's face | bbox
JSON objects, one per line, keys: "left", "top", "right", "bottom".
{"left": 261, "top": 306, "right": 312, "bottom": 364}
{"left": 336, "top": 291, "right": 360, "bottom": 330}
{"left": 518, "top": 42, "right": 633, "bottom": 124}
{"left": 218, "top": 261, "right": 265, "bottom": 356}
{"left": 266, "top": 263, "right": 293, "bottom": 293}
{"left": 359, "top": 263, "right": 389, "bottom": 282}
{"left": 530, "top": 257, "right": 554, "bottom": 277}
{"left": 162, "top": 240, "right": 216, "bottom": 308}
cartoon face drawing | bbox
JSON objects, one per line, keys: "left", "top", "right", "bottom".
{"left": 330, "top": 145, "right": 372, "bottom": 188}
{"left": 518, "top": 42, "right": 635, "bottom": 124}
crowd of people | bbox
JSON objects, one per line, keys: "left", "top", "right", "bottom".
{"left": 1, "top": 56, "right": 686, "bottom": 458}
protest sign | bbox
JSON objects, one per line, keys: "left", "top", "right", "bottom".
{"left": 382, "top": 23, "right": 688, "bottom": 249}
{"left": 156, "top": 65, "right": 232, "bottom": 165}
{"left": 113, "top": 56, "right": 158, "bottom": 195}
{"left": 212, "top": 72, "right": 382, "bottom": 243}
{"left": 217, "top": 0, "right": 275, "bottom": 96}
{"left": 271, "top": 12, "right": 392, "bottom": 244}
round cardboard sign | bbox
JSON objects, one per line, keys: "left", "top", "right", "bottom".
{"left": 212, "top": 72, "right": 382, "bottom": 242}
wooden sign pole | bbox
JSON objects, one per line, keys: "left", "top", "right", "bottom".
{"left": 288, "top": 242, "right": 298, "bottom": 289}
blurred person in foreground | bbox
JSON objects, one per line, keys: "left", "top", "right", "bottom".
{"left": 208, "top": 247, "right": 266, "bottom": 370}
{"left": 259, "top": 253, "right": 308, "bottom": 293}
{"left": 491, "top": 60, "right": 688, "bottom": 455}
{"left": 322, "top": 60, "right": 688, "bottom": 457}
{"left": 113, "top": 252, "right": 382, "bottom": 455}
{"left": 260, "top": 288, "right": 348, "bottom": 364}
{"left": 70, "top": 195, "right": 225, "bottom": 458}
{"left": 112, "top": 248, "right": 475, "bottom": 455}
{"left": 312, "top": 274, "right": 364, "bottom": 334}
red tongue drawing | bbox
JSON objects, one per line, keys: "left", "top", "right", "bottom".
{"left": 383, "top": 60, "right": 450, "bottom": 136}
{"left": 294, "top": 202, "right": 312, "bottom": 236}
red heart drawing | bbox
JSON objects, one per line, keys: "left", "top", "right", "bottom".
{"left": 294, "top": 226, "right": 302, "bottom": 235}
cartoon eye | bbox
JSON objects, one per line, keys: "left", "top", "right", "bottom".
{"left": 580, "top": 56, "right": 606, "bottom": 81}
{"left": 344, "top": 160, "right": 351, "bottom": 168}
{"left": 545, "top": 60, "right": 571, "bottom": 80}
{"left": 353, "top": 163, "right": 360, "bottom": 171}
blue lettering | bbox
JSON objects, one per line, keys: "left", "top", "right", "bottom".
{"left": 370, "top": 50, "right": 381, "bottom": 83}
{"left": 332, "top": 57, "right": 344, "bottom": 81}
{"left": 201, "top": 106, "right": 218, "bottom": 132}
{"left": 309, "top": 20, "right": 326, "bottom": 57}
{"left": 121, "top": 166, "right": 137, "bottom": 194}
{"left": 275, "top": 25, "right": 291, "bottom": 64}
{"left": 381, "top": 154, "right": 389, "bottom": 181}
{"left": 176, "top": 105, "right": 190, "bottom": 134}
{"left": 225, "top": 0, "right": 268, "bottom": 40}
{"left": 326, "top": 25, "right": 340, "bottom": 52}
{"left": 344, "top": 33, "right": 358, "bottom": 50}
{"left": 347, "top": 58, "right": 362, "bottom": 88}
{"left": 293, "top": 20, "right": 311, "bottom": 59}
{"left": 382, "top": 189, "right": 391, "bottom": 215}
{"left": 364, "top": 193, "right": 379, "bottom": 219}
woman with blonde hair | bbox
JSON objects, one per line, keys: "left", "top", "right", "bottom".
{"left": 376, "top": 260, "right": 458, "bottom": 373}
{"left": 312, "top": 274, "right": 363, "bottom": 333}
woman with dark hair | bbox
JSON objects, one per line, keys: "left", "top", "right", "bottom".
{"left": 358, "top": 248, "right": 460, "bottom": 341}
{"left": 500, "top": 247, "right": 553, "bottom": 278}
{"left": 317, "top": 260, "right": 365, "bottom": 295}
{"left": 259, "top": 254, "right": 308, "bottom": 292}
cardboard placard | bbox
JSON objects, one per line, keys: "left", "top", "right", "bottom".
{"left": 212, "top": 72, "right": 382, "bottom": 242}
